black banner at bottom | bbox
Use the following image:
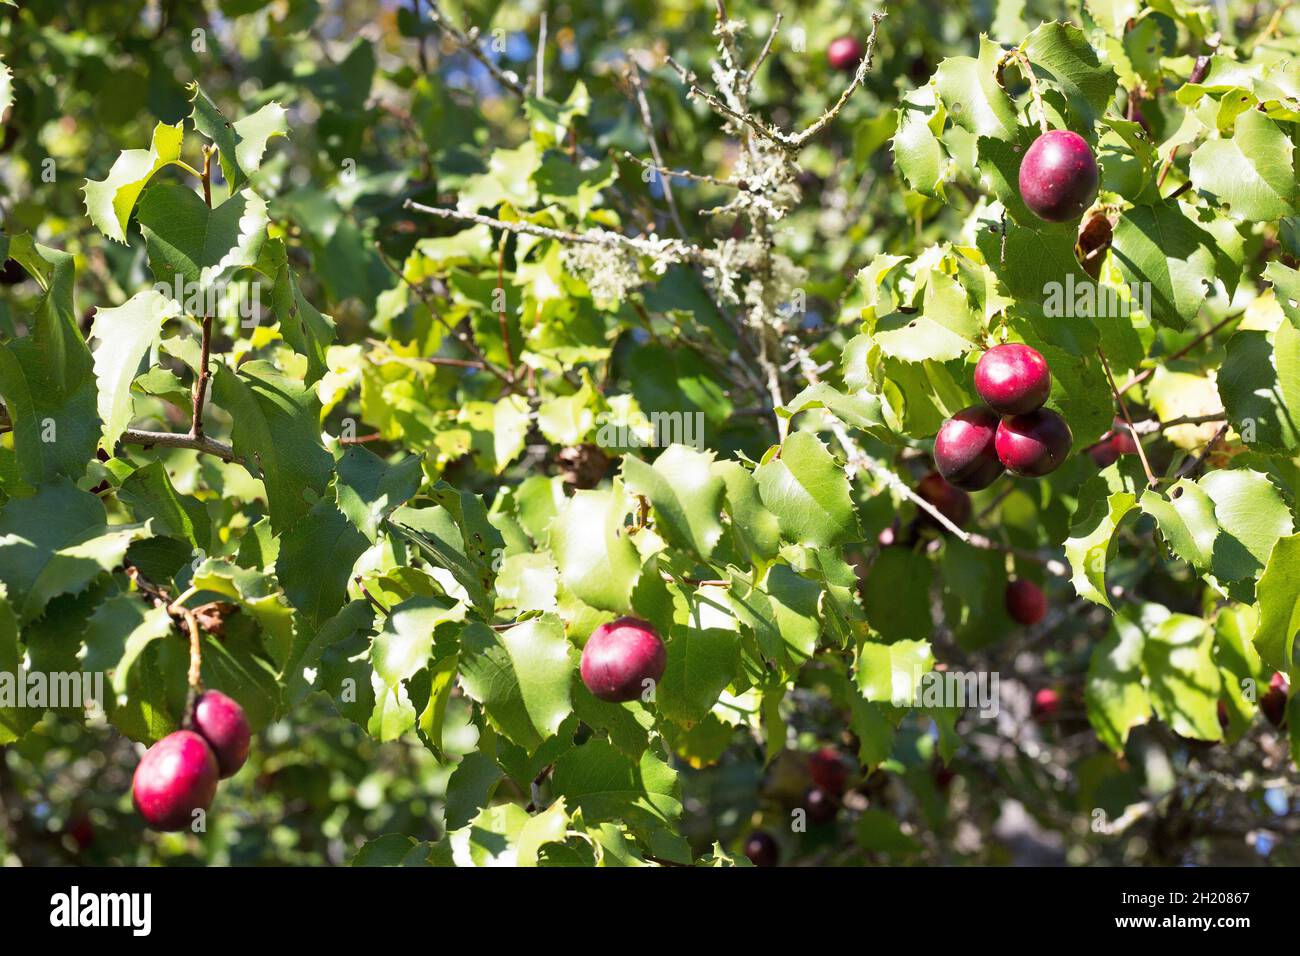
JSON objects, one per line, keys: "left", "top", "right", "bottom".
{"left": 0, "top": 864, "right": 1284, "bottom": 941}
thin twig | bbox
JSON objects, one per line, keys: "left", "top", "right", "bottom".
{"left": 422, "top": 0, "right": 526, "bottom": 97}
{"left": 786, "top": 12, "right": 886, "bottom": 149}
{"left": 617, "top": 150, "right": 737, "bottom": 188}
{"left": 1098, "top": 346, "right": 1158, "bottom": 488}
{"left": 355, "top": 576, "right": 391, "bottom": 616}
{"left": 121, "top": 428, "right": 238, "bottom": 462}
{"left": 744, "top": 12, "right": 783, "bottom": 92}
{"left": 1115, "top": 311, "right": 1245, "bottom": 396}
{"left": 626, "top": 60, "right": 689, "bottom": 240}
{"left": 1173, "top": 422, "right": 1230, "bottom": 480}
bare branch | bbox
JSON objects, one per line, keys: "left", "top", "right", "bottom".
{"left": 786, "top": 12, "right": 886, "bottom": 149}
{"left": 625, "top": 61, "right": 689, "bottom": 240}
{"left": 121, "top": 428, "right": 238, "bottom": 463}
{"left": 744, "top": 12, "right": 783, "bottom": 92}
{"left": 422, "top": 0, "right": 526, "bottom": 98}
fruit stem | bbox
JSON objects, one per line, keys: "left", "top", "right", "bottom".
{"left": 1097, "top": 346, "right": 1158, "bottom": 488}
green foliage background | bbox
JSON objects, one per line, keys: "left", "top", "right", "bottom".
{"left": 1, "top": 0, "right": 1299, "bottom": 866}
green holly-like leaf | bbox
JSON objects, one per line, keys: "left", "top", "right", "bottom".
{"left": 275, "top": 501, "right": 370, "bottom": 631}
{"left": 388, "top": 484, "right": 504, "bottom": 618}
{"left": 190, "top": 558, "right": 295, "bottom": 668}
{"left": 0, "top": 479, "right": 149, "bottom": 624}
{"left": 854, "top": 638, "right": 935, "bottom": 705}
{"left": 1065, "top": 472, "right": 1140, "bottom": 609}
{"left": 1022, "top": 21, "right": 1119, "bottom": 127}
{"left": 90, "top": 290, "right": 181, "bottom": 451}
{"left": 0, "top": 591, "right": 39, "bottom": 743}
{"left": 248, "top": 237, "right": 336, "bottom": 385}
{"left": 137, "top": 184, "right": 268, "bottom": 295}
{"left": 370, "top": 594, "right": 465, "bottom": 689}
{"left": 1254, "top": 533, "right": 1300, "bottom": 673}
{"left": 188, "top": 83, "right": 288, "bottom": 192}
{"left": 754, "top": 431, "right": 860, "bottom": 549}
{"left": 210, "top": 359, "right": 334, "bottom": 534}
{"left": 550, "top": 739, "right": 682, "bottom": 830}
{"left": 656, "top": 625, "right": 740, "bottom": 729}
{"left": 1142, "top": 612, "right": 1223, "bottom": 741}
{"left": 893, "top": 86, "right": 949, "bottom": 197}
{"left": 1085, "top": 609, "right": 1151, "bottom": 754}
{"left": 0, "top": 238, "right": 100, "bottom": 487}
{"left": 1199, "top": 469, "right": 1295, "bottom": 586}
{"left": 117, "top": 460, "right": 211, "bottom": 550}
{"left": 548, "top": 483, "right": 642, "bottom": 613}
{"left": 458, "top": 615, "right": 576, "bottom": 753}
{"left": 622, "top": 444, "right": 725, "bottom": 562}
{"left": 331, "top": 445, "right": 423, "bottom": 543}
{"left": 1139, "top": 480, "right": 1219, "bottom": 572}
{"left": 82, "top": 121, "right": 185, "bottom": 243}
{"left": 1217, "top": 326, "right": 1300, "bottom": 453}
{"left": 932, "top": 37, "right": 1018, "bottom": 140}
{"left": 1189, "top": 109, "right": 1298, "bottom": 223}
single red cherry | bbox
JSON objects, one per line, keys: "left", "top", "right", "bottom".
{"left": 995, "top": 408, "right": 1073, "bottom": 477}
{"left": 808, "top": 747, "right": 849, "bottom": 796}
{"left": 743, "top": 829, "right": 779, "bottom": 867}
{"left": 1261, "top": 672, "right": 1289, "bottom": 728}
{"left": 974, "top": 344, "right": 1051, "bottom": 416}
{"left": 1217, "top": 700, "right": 1231, "bottom": 734}
{"left": 192, "top": 689, "right": 251, "bottom": 779}
{"left": 131, "top": 730, "right": 219, "bottom": 832}
{"left": 65, "top": 815, "right": 95, "bottom": 851}
{"left": 804, "top": 787, "right": 838, "bottom": 825}
{"left": 1005, "top": 579, "right": 1047, "bottom": 626}
{"left": 827, "top": 36, "right": 864, "bottom": 72}
{"left": 1087, "top": 418, "right": 1139, "bottom": 467}
{"left": 1031, "top": 688, "right": 1060, "bottom": 720}
{"left": 934, "top": 765, "right": 956, "bottom": 791}
{"left": 935, "top": 406, "right": 1004, "bottom": 491}
{"left": 916, "top": 472, "right": 972, "bottom": 530}
{"left": 580, "top": 616, "right": 667, "bottom": 703}
{"left": 1018, "top": 129, "right": 1100, "bottom": 223}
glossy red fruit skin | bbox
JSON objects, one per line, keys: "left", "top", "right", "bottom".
{"left": 1005, "top": 579, "right": 1047, "bottom": 626}
{"left": 974, "top": 344, "right": 1051, "bottom": 416}
{"left": 193, "top": 690, "right": 251, "bottom": 779}
{"left": 580, "top": 616, "right": 667, "bottom": 703}
{"left": 1031, "top": 688, "right": 1060, "bottom": 719}
{"left": 827, "top": 36, "right": 863, "bottom": 72}
{"left": 808, "top": 747, "right": 849, "bottom": 796}
{"left": 1261, "top": 671, "right": 1289, "bottom": 728}
{"left": 743, "top": 830, "right": 779, "bottom": 867}
{"left": 1018, "top": 129, "right": 1100, "bottom": 223}
{"left": 1088, "top": 420, "right": 1138, "bottom": 467}
{"left": 916, "top": 472, "right": 972, "bottom": 530}
{"left": 131, "top": 730, "right": 219, "bottom": 832}
{"left": 995, "top": 408, "right": 1073, "bottom": 477}
{"left": 935, "top": 406, "right": 1004, "bottom": 491}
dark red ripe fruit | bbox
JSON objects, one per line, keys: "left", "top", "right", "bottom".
{"left": 192, "top": 690, "right": 251, "bottom": 779}
{"left": 995, "top": 408, "right": 1073, "bottom": 477}
{"left": 827, "top": 36, "right": 864, "bottom": 72}
{"left": 804, "top": 787, "right": 838, "bottom": 825}
{"left": 1018, "top": 129, "right": 1100, "bottom": 223}
{"left": 934, "top": 766, "right": 956, "bottom": 791}
{"left": 1261, "top": 671, "right": 1289, "bottom": 728}
{"left": 916, "top": 472, "right": 972, "bottom": 530}
{"left": 974, "top": 344, "right": 1051, "bottom": 416}
{"left": 131, "top": 730, "right": 219, "bottom": 832}
{"left": 934, "top": 406, "right": 1004, "bottom": 491}
{"left": 808, "top": 747, "right": 848, "bottom": 796}
{"left": 1005, "top": 579, "right": 1047, "bottom": 626}
{"left": 1088, "top": 419, "right": 1138, "bottom": 468}
{"left": 66, "top": 815, "right": 95, "bottom": 851}
{"left": 580, "top": 616, "right": 667, "bottom": 703}
{"left": 1031, "top": 688, "right": 1060, "bottom": 719}
{"left": 1217, "top": 700, "right": 1231, "bottom": 733}
{"left": 743, "top": 830, "right": 779, "bottom": 867}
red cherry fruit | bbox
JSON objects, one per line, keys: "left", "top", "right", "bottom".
{"left": 131, "top": 730, "right": 219, "bottom": 832}
{"left": 808, "top": 747, "right": 849, "bottom": 796}
{"left": 743, "top": 830, "right": 779, "bottom": 867}
{"left": 66, "top": 815, "right": 95, "bottom": 851}
{"left": 580, "top": 616, "right": 667, "bottom": 703}
{"left": 1261, "top": 672, "right": 1290, "bottom": 728}
{"left": 995, "top": 408, "right": 1073, "bottom": 477}
{"left": 1088, "top": 418, "right": 1139, "bottom": 468}
{"left": 1005, "top": 579, "right": 1047, "bottom": 626}
{"left": 1217, "top": 700, "right": 1230, "bottom": 734}
{"left": 916, "top": 472, "right": 972, "bottom": 530}
{"left": 192, "top": 689, "right": 252, "bottom": 779}
{"left": 974, "top": 344, "right": 1051, "bottom": 416}
{"left": 804, "top": 787, "right": 838, "bottom": 825}
{"left": 934, "top": 765, "right": 956, "bottom": 791}
{"left": 827, "top": 35, "right": 864, "bottom": 72}
{"left": 1018, "top": 129, "right": 1100, "bottom": 223}
{"left": 934, "top": 406, "right": 1004, "bottom": 491}
{"left": 1031, "top": 688, "right": 1060, "bottom": 719}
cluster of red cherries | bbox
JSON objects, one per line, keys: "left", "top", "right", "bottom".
{"left": 131, "top": 690, "right": 251, "bottom": 832}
